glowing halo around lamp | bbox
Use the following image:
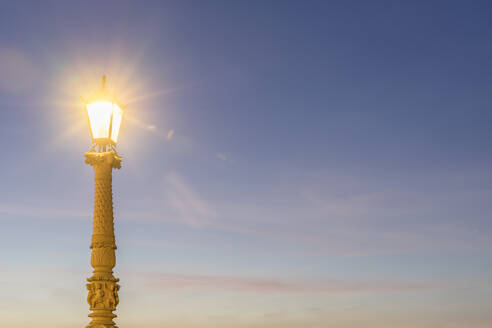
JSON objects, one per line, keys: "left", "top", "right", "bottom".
{"left": 85, "top": 75, "right": 125, "bottom": 149}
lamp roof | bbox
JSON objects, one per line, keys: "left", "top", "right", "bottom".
{"left": 84, "top": 75, "right": 125, "bottom": 108}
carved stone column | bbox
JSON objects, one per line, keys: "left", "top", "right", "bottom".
{"left": 85, "top": 151, "right": 122, "bottom": 328}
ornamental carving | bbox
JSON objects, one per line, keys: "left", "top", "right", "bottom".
{"left": 85, "top": 151, "right": 122, "bottom": 169}
{"left": 91, "top": 240, "right": 117, "bottom": 249}
{"left": 87, "top": 281, "right": 120, "bottom": 311}
{"left": 92, "top": 171, "right": 115, "bottom": 235}
{"left": 90, "top": 247, "right": 116, "bottom": 268}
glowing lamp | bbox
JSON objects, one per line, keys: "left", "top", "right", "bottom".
{"left": 85, "top": 76, "right": 124, "bottom": 147}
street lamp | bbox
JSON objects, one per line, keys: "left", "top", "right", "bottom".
{"left": 83, "top": 75, "right": 124, "bottom": 328}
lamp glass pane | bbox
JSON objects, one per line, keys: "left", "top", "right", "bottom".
{"left": 110, "top": 104, "right": 123, "bottom": 144}
{"left": 87, "top": 101, "right": 112, "bottom": 139}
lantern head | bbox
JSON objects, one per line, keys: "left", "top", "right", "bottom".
{"left": 85, "top": 76, "right": 124, "bottom": 148}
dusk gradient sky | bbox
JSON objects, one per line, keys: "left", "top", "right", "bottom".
{"left": 1, "top": 1, "right": 492, "bottom": 327}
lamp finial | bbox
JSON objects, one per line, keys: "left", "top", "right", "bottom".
{"left": 102, "top": 75, "right": 106, "bottom": 89}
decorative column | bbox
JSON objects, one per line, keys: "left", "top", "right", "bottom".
{"left": 85, "top": 151, "right": 122, "bottom": 328}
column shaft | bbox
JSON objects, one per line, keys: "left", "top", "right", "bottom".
{"left": 85, "top": 151, "right": 122, "bottom": 328}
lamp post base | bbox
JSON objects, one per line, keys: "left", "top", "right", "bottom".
{"left": 87, "top": 314, "right": 118, "bottom": 328}
{"left": 86, "top": 277, "right": 120, "bottom": 328}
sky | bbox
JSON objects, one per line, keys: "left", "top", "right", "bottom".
{"left": 1, "top": 1, "right": 492, "bottom": 327}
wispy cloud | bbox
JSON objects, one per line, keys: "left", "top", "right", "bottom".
{"left": 167, "top": 129, "right": 175, "bottom": 140}
{"left": 134, "top": 272, "right": 438, "bottom": 294}
{"left": 165, "top": 172, "right": 218, "bottom": 227}
{"left": 0, "top": 203, "right": 87, "bottom": 220}
{"left": 217, "top": 152, "right": 227, "bottom": 161}
{"left": 3, "top": 167, "right": 491, "bottom": 257}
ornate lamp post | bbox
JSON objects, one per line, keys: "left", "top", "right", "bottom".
{"left": 83, "top": 75, "right": 124, "bottom": 328}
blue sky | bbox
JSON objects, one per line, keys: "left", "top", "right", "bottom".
{"left": 1, "top": 1, "right": 492, "bottom": 327}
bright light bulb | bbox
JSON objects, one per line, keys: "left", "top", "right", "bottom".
{"left": 87, "top": 101, "right": 113, "bottom": 140}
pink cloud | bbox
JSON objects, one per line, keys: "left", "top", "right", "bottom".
{"left": 136, "top": 272, "right": 438, "bottom": 294}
